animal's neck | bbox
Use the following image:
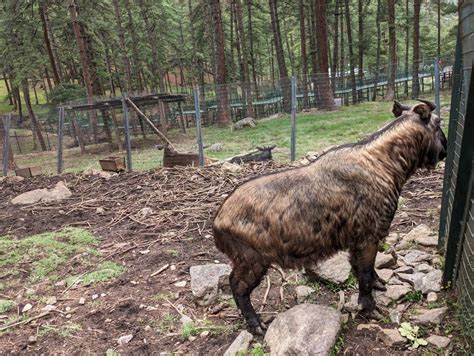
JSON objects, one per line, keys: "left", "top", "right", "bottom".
{"left": 363, "top": 123, "right": 426, "bottom": 193}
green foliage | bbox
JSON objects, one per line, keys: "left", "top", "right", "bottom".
{"left": 39, "top": 322, "right": 82, "bottom": 338}
{"left": 331, "top": 335, "right": 345, "bottom": 356}
{"left": 398, "top": 322, "right": 428, "bottom": 349}
{"left": 0, "top": 228, "right": 98, "bottom": 282}
{"left": 0, "top": 299, "right": 15, "bottom": 313}
{"left": 46, "top": 83, "right": 86, "bottom": 106}
{"left": 180, "top": 320, "right": 239, "bottom": 340}
{"left": 402, "top": 290, "right": 423, "bottom": 303}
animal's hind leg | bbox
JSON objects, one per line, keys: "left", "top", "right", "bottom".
{"left": 230, "top": 261, "right": 268, "bottom": 335}
{"left": 350, "top": 242, "right": 380, "bottom": 319}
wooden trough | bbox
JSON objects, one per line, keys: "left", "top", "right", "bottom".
{"left": 99, "top": 156, "right": 126, "bottom": 172}
{"left": 15, "top": 166, "right": 42, "bottom": 178}
{"left": 162, "top": 145, "right": 214, "bottom": 167}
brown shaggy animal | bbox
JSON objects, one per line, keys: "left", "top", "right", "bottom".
{"left": 213, "top": 100, "right": 447, "bottom": 334}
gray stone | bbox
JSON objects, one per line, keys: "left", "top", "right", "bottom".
{"left": 344, "top": 293, "right": 361, "bottom": 313}
{"left": 190, "top": 264, "right": 231, "bottom": 306}
{"left": 11, "top": 181, "right": 72, "bottom": 205}
{"left": 397, "top": 224, "right": 434, "bottom": 249}
{"left": 27, "top": 335, "right": 37, "bottom": 344}
{"left": 385, "top": 232, "right": 400, "bottom": 246}
{"left": 394, "top": 266, "right": 414, "bottom": 274}
{"left": 388, "top": 276, "right": 405, "bottom": 285}
{"left": 416, "top": 235, "right": 438, "bottom": 247}
{"left": 420, "top": 270, "right": 442, "bottom": 294}
{"left": 384, "top": 285, "right": 411, "bottom": 301}
{"left": 308, "top": 252, "right": 351, "bottom": 284}
{"left": 223, "top": 330, "right": 254, "bottom": 356}
{"left": 410, "top": 307, "right": 448, "bottom": 325}
{"left": 356, "top": 323, "right": 381, "bottom": 331}
{"left": 221, "top": 162, "right": 242, "bottom": 174}
{"left": 376, "top": 269, "right": 394, "bottom": 283}
{"left": 427, "top": 292, "right": 438, "bottom": 303}
{"left": 398, "top": 273, "right": 425, "bottom": 291}
{"left": 403, "top": 250, "right": 432, "bottom": 266}
{"left": 295, "top": 285, "right": 315, "bottom": 304}
{"left": 389, "top": 304, "right": 408, "bottom": 324}
{"left": 265, "top": 304, "right": 342, "bottom": 356}
{"left": 426, "top": 335, "right": 451, "bottom": 348}
{"left": 207, "top": 143, "right": 224, "bottom": 152}
{"left": 415, "top": 263, "right": 434, "bottom": 273}
{"left": 117, "top": 334, "right": 134, "bottom": 345}
{"left": 233, "top": 117, "right": 256, "bottom": 130}
{"left": 375, "top": 252, "right": 397, "bottom": 269}
{"left": 380, "top": 329, "right": 406, "bottom": 347}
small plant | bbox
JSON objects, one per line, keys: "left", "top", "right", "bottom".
{"left": 402, "top": 290, "right": 423, "bottom": 303}
{"left": 39, "top": 322, "right": 82, "bottom": 337}
{"left": 398, "top": 322, "right": 428, "bottom": 349}
{"left": 0, "top": 299, "right": 14, "bottom": 313}
{"left": 165, "top": 249, "right": 179, "bottom": 257}
{"left": 331, "top": 335, "right": 345, "bottom": 355}
{"left": 249, "top": 342, "right": 268, "bottom": 356}
{"left": 381, "top": 242, "right": 391, "bottom": 252}
{"left": 180, "top": 320, "right": 239, "bottom": 339}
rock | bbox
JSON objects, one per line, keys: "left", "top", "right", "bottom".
{"left": 79, "top": 297, "right": 85, "bottom": 305}
{"left": 376, "top": 269, "right": 394, "bottom": 283}
{"left": 190, "top": 264, "right": 231, "bottom": 306}
{"left": 416, "top": 235, "right": 438, "bottom": 247}
{"left": 388, "top": 277, "right": 405, "bottom": 285}
{"left": 117, "top": 334, "right": 134, "bottom": 345}
{"left": 397, "top": 224, "right": 434, "bottom": 249}
{"left": 344, "top": 293, "right": 362, "bottom": 313}
{"left": 11, "top": 181, "right": 72, "bottom": 205}
{"left": 380, "top": 329, "right": 405, "bottom": 347}
{"left": 99, "top": 171, "right": 115, "bottom": 180}
{"left": 398, "top": 273, "right": 425, "bottom": 291}
{"left": 223, "top": 330, "right": 254, "bottom": 356}
{"left": 377, "top": 285, "right": 411, "bottom": 306}
{"left": 46, "top": 296, "right": 57, "bottom": 305}
{"left": 415, "top": 263, "right": 434, "bottom": 273}
{"left": 233, "top": 117, "right": 256, "bottom": 130}
{"left": 41, "top": 305, "right": 56, "bottom": 312}
{"left": 420, "top": 270, "right": 442, "bottom": 294}
{"left": 92, "top": 294, "right": 99, "bottom": 300}
{"left": 385, "top": 232, "right": 400, "bottom": 246}
{"left": 221, "top": 162, "right": 242, "bottom": 174}
{"left": 174, "top": 281, "right": 187, "bottom": 288}
{"left": 6, "top": 176, "right": 24, "bottom": 183}
{"left": 180, "top": 315, "right": 193, "bottom": 326}
{"left": 410, "top": 307, "right": 448, "bottom": 325}
{"left": 27, "top": 335, "right": 37, "bottom": 344}
{"left": 427, "top": 292, "right": 438, "bottom": 303}
{"left": 389, "top": 304, "right": 408, "bottom": 324}
{"left": 139, "top": 207, "right": 153, "bottom": 218}
{"left": 307, "top": 252, "right": 351, "bottom": 284}
{"left": 403, "top": 250, "right": 432, "bottom": 266}
{"left": 200, "top": 330, "right": 210, "bottom": 338}
{"left": 265, "top": 304, "right": 342, "bottom": 356}
{"left": 96, "top": 207, "right": 105, "bottom": 214}
{"left": 21, "top": 303, "right": 33, "bottom": 313}
{"left": 295, "top": 285, "right": 315, "bottom": 304}
{"left": 394, "top": 266, "right": 414, "bottom": 274}
{"left": 426, "top": 335, "right": 451, "bottom": 348}
{"left": 375, "top": 252, "right": 397, "bottom": 269}
{"left": 356, "top": 323, "right": 381, "bottom": 331}
{"left": 207, "top": 143, "right": 224, "bottom": 152}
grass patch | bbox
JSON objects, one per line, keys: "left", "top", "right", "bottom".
{"left": 39, "top": 322, "right": 82, "bottom": 337}
{"left": 248, "top": 343, "right": 268, "bottom": 356}
{"left": 402, "top": 290, "right": 423, "bottom": 303}
{"left": 66, "top": 261, "right": 124, "bottom": 287}
{"left": 0, "top": 228, "right": 98, "bottom": 282}
{"left": 0, "top": 300, "right": 15, "bottom": 313}
{"left": 157, "top": 313, "right": 178, "bottom": 334}
{"left": 181, "top": 320, "right": 240, "bottom": 339}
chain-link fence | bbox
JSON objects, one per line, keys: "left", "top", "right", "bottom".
{"left": 2, "top": 56, "right": 454, "bottom": 177}
{"left": 439, "top": 0, "right": 473, "bottom": 341}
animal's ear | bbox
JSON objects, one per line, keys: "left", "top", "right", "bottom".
{"left": 391, "top": 100, "right": 410, "bottom": 118}
{"left": 412, "top": 103, "right": 432, "bottom": 123}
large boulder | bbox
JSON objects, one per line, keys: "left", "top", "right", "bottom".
{"left": 306, "top": 252, "right": 352, "bottom": 284}
{"left": 190, "top": 264, "right": 231, "bottom": 306}
{"left": 223, "top": 330, "right": 254, "bottom": 356}
{"left": 233, "top": 117, "right": 256, "bottom": 130}
{"left": 11, "top": 181, "right": 72, "bottom": 205}
{"left": 264, "top": 304, "right": 342, "bottom": 355}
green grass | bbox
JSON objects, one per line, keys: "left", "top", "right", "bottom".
{"left": 0, "top": 80, "right": 48, "bottom": 115}
{"left": 0, "top": 228, "right": 99, "bottom": 282}
{"left": 38, "top": 322, "right": 82, "bottom": 337}
{"left": 180, "top": 320, "right": 240, "bottom": 339}
{"left": 0, "top": 299, "right": 15, "bottom": 313}
{"left": 80, "top": 261, "right": 124, "bottom": 285}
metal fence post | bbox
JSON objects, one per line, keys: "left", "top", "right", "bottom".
{"left": 2, "top": 114, "right": 11, "bottom": 176}
{"left": 290, "top": 76, "right": 297, "bottom": 162}
{"left": 193, "top": 86, "right": 204, "bottom": 167}
{"left": 57, "top": 107, "right": 65, "bottom": 174}
{"left": 434, "top": 58, "right": 441, "bottom": 117}
{"left": 121, "top": 95, "right": 133, "bottom": 172}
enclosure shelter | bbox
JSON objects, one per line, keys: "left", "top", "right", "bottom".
{"left": 439, "top": 0, "right": 474, "bottom": 340}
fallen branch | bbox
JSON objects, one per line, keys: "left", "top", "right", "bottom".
{"left": 0, "top": 311, "right": 50, "bottom": 332}
{"left": 150, "top": 264, "right": 170, "bottom": 277}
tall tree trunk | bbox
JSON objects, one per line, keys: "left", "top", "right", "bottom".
{"left": 299, "top": 0, "right": 309, "bottom": 109}
{"left": 412, "top": 0, "right": 421, "bottom": 98}
{"left": 3, "top": 71, "right": 13, "bottom": 106}
{"left": 69, "top": 0, "right": 98, "bottom": 143}
{"left": 372, "top": 0, "right": 382, "bottom": 101}
{"left": 314, "top": 0, "right": 335, "bottom": 109}
{"left": 340, "top": 3, "right": 345, "bottom": 88}
{"left": 357, "top": 0, "right": 365, "bottom": 101}
{"left": 384, "top": 0, "right": 397, "bottom": 101}
{"left": 332, "top": 0, "right": 340, "bottom": 94}
{"left": 22, "top": 80, "right": 47, "bottom": 152}
{"left": 124, "top": 0, "right": 145, "bottom": 91}
{"left": 344, "top": 0, "right": 357, "bottom": 104}
{"left": 234, "top": 0, "right": 254, "bottom": 117}
{"left": 210, "top": 0, "right": 231, "bottom": 126}
{"left": 138, "top": 0, "right": 165, "bottom": 92}
{"left": 0, "top": 118, "right": 17, "bottom": 170}
{"left": 39, "top": 0, "right": 62, "bottom": 85}
{"left": 405, "top": 0, "right": 410, "bottom": 96}
{"left": 112, "top": 0, "right": 132, "bottom": 93}
{"left": 269, "top": 0, "right": 291, "bottom": 113}
{"left": 247, "top": 0, "right": 259, "bottom": 97}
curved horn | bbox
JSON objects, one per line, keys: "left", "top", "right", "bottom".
{"left": 392, "top": 100, "right": 411, "bottom": 117}
{"left": 415, "top": 98, "right": 436, "bottom": 111}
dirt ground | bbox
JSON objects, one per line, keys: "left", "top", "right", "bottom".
{"left": 0, "top": 161, "right": 469, "bottom": 355}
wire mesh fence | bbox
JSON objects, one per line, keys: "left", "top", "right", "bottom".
{"left": 1, "top": 57, "right": 454, "bottom": 177}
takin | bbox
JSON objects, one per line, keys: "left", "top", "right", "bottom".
{"left": 213, "top": 99, "right": 447, "bottom": 334}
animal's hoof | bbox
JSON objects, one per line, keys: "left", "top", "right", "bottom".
{"left": 251, "top": 325, "right": 265, "bottom": 336}
{"left": 361, "top": 308, "right": 384, "bottom": 321}
{"left": 373, "top": 279, "right": 387, "bottom": 291}
{"left": 248, "top": 319, "right": 267, "bottom": 335}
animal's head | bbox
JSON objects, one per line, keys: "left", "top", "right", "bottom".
{"left": 392, "top": 99, "right": 447, "bottom": 169}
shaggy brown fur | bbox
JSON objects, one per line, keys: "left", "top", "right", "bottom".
{"left": 213, "top": 101, "right": 447, "bottom": 334}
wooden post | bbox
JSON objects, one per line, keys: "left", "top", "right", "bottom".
{"left": 2, "top": 114, "right": 11, "bottom": 176}
{"left": 57, "top": 107, "right": 65, "bottom": 174}
{"left": 43, "top": 122, "right": 51, "bottom": 150}
{"left": 193, "top": 86, "right": 204, "bottom": 167}
{"left": 178, "top": 101, "right": 186, "bottom": 134}
{"left": 72, "top": 115, "right": 86, "bottom": 154}
{"left": 14, "top": 131, "right": 22, "bottom": 154}
{"left": 434, "top": 58, "right": 441, "bottom": 117}
{"left": 121, "top": 96, "right": 133, "bottom": 172}
{"left": 290, "top": 76, "right": 297, "bottom": 162}
{"left": 110, "top": 109, "right": 123, "bottom": 151}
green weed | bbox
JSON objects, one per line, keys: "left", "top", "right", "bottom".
{"left": 39, "top": 322, "right": 82, "bottom": 337}
{"left": 249, "top": 343, "right": 268, "bottom": 356}
{"left": 181, "top": 320, "right": 239, "bottom": 339}
{"left": 403, "top": 290, "right": 423, "bottom": 303}
{"left": 0, "top": 299, "right": 15, "bottom": 313}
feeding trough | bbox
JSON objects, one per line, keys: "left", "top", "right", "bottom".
{"left": 15, "top": 166, "right": 42, "bottom": 178}
{"left": 161, "top": 145, "right": 215, "bottom": 167}
{"left": 99, "top": 156, "right": 126, "bottom": 172}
